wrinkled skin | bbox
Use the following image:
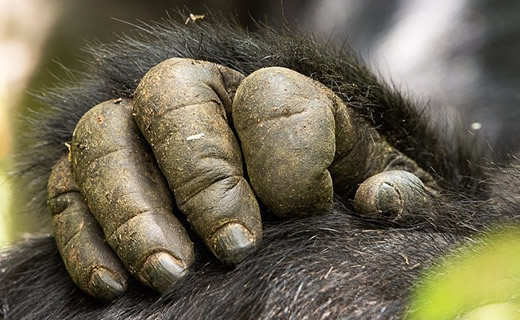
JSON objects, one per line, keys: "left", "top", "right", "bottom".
{"left": 48, "top": 58, "right": 437, "bottom": 301}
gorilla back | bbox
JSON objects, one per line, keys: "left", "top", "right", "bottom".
{"left": 2, "top": 17, "right": 520, "bottom": 320}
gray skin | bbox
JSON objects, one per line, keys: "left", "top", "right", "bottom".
{"left": 133, "top": 58, "right": 262, "bottom": 266}
{"left": 233, "top": 67, "right": 436, "bottom": 218}
{"left": 48, "top": 59, "right": 437, "bottom": 301}
{"left": 71, "top": 98, "right": 195, "bottom": 297}
{"left": 48, "top": 155, "right": 128, "bottom": 301}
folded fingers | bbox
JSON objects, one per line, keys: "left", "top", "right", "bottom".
{"left": 49, "top": 61, "right": 437, "bottom": 303}
{"left": 133, "top": 58, "right": 262, "bottom": 265}
{"left": 71, "top": 98, "right": 195, "bottom": 293}
{"left": 232, "top": 67, "right": 437, "bottom": 219}
{"left": 48, "top": 155, "right": 128, "bottom": 301}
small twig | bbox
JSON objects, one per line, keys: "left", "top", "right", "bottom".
{"left": 185, "top": 13, "right": 206, "bottom": 25}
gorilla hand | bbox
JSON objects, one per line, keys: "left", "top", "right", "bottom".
{"left": 47, "top": 58, "right": 437, "bottom": 302}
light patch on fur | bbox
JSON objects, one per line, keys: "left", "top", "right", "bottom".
{"left": 186, "top": 133, "right": 205, "bottom": 141}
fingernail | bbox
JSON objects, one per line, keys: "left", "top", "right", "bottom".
{"left": 141, "top": 252, "right": 187, "bottom": 293}
{"left": 212, "top": 223, "right": 257, "bottom": 265}
{"left": 89, "top": 268, "right": 126, "bottom": 302}
{"left": 376, "top": 182, "right": 403, "bottom": 216}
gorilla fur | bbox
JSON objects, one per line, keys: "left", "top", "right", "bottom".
{"left": 2, "top": 16, "right": 520, "bottom": 319}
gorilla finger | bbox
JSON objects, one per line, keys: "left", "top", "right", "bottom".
{"left": 354, "top": 170, "right": 435, "bottom": 220}
{"left": 71, "top": 98, "right": 195, "bottom": 293}
{"left": 134, "top": 58, "right": 261, "bottom": 265}
{"left": 233, "top": 67, "right": 435, "bottom": 217}
{"left": 232, "top": 67, "right": 337, "bottom": 216}
{"left": 48, "top": 155, "right": 128, "bottom": 301}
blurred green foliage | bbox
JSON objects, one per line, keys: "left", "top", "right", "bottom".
{"left": 407, "top": 228, "right": 520, "bottom": 320}
{"left": 0, "top": 161, "right": 9, "bottom": 246}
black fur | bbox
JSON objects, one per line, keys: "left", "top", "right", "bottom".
{"left": 2, "top": 16, "right": 520, "bottom": 319}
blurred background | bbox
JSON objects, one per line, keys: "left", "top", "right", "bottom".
{"left": 2, "top": 0, "right": 520, "bottom": 239}
{"left": 2, "top": 0, "right": 520, "bottom": 318}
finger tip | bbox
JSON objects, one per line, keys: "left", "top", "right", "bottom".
{"left": 375, "top": 182, "right": 404, "bottom": 216}
{"left": 88, "top": 268, "right": 127, "bottom": 302}
{"left": 212, "top": 223, "right": 258, "bottom": 265}
{"left": 141, "top": 252, "right": 188, "bottom": 293}
{"left": 355, "top": 180, "right": 403, "bottom": 217}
